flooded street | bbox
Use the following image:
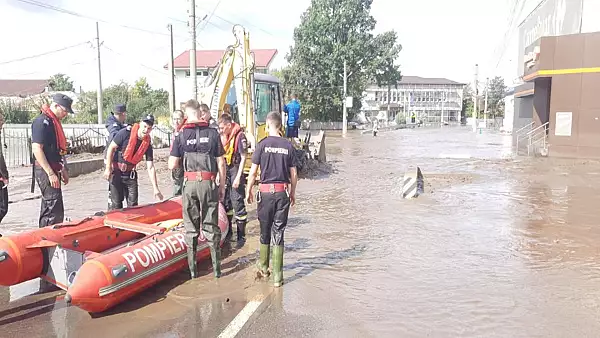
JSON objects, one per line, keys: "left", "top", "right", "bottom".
{"left": 3, "top": 126, "right": 600, "bottom": 337}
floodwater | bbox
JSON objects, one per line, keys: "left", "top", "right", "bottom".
{"left": 3, "top": 126, "right": 600, "bottom": 337}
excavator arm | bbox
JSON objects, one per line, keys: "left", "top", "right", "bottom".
{"left": 196, "top": 24, "right": 321, "bottom": 176}
{"left": 198, "top": 25, "right": 256, "bottom": 147}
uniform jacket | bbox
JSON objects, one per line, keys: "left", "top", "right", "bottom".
{"left": 104, "top": 114, "right": 127, "bottom": 158}
{"left": 0, "top": 111, "right": 8, "bottom": 179}
{"left": 105, "top": 114, "right": 126, "bottom": 142}
{"left": 0, "top": 137, "right": 7, "bottom": 179}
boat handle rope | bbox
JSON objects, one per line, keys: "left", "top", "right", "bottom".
{"left": 52, "top": 217, "right": 93, "bottom": 229}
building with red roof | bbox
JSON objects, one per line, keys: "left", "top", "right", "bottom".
{"left": 166, "top": 49, "right": 278, "bottom": 105}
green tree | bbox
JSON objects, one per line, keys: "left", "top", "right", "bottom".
{"left": 486, "top": 76, "right": 507, "bottom": 118}
{"left": 66, "top": 91, "right": 98, "bottom": 124}
{"left": 0, "top": 100, "right": 35, "bottom": 123}
{"left": 461, "top": 84, "right": 474, "bottom": 118}
{"left": 372, "top": 30, "right": 402, "bottom": 111}
{"left": 102, "top": 81, "right": 130, "bottom": 117}
{"left": 131, "top": 77, "right": 151, "bottom": 98}
{"left": 48, "top": 73, "right": 74, "bottom": 91}
{"left": 284, "top": 0, "right": 402, "bottom": 122}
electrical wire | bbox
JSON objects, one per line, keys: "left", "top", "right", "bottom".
{"left": 208, "top": 11, "right": 277, "bottom": 38}
{"left": 13, "top": 0, "right": 186, "bottom": 39}
{"left": 0, "top": 41, "right": 92, "bottom": 65}
{"left": 490, "top": 0, "right": 521, "bottom": 65}
{"left": 491, "top": 0, "right": 529, "bottom": 70}
{"left": 102, "top": 45, "right": 169, "bottom": 75}
{"left": 199, "top": 0, "right": 224, "bottom": 33}
{"left": 2, "top": 60, "right": 93, "bottom": 77}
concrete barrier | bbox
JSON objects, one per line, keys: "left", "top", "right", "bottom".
{"left": 66, "top": 158, "right": 104, "bottom": 178}
{"left": 402, "top": 167, "right": 424, "bottom": 199}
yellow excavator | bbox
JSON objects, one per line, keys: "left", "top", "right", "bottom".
{"left": 197, "top": 24, "right": 326, "bottom": 175}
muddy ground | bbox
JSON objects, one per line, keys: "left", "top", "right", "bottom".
{"left": 3, "top": 127, "right": 600, "bottom": 337}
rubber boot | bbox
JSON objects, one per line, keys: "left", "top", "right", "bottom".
{"left": 187, "top": 237, "right": 198, "bottom": 279}
{"left": 236, "top": 219, "right": 247, "bottom": 248}
{"left": 225, "top": 215, "right": 233, "bottom": 242}
{"left": 209, "top": 244, "right": 222, "bottom": 279}
{"left": 272, "top": 245, "right": 284, "bottom": 287}
{"left": 256, "top": 244, "right": 271, "bottom": 279}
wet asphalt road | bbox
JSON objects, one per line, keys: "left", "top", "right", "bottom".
{"left": 3, "top": 126, "right": 600, "bottom": 337}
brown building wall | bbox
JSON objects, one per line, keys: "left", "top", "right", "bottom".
{"left": 524, "top": 32, "right": 600, "bottom": 159}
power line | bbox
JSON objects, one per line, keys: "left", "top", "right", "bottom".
{"left": 208, "top": 12, "right": 277, "bottom": 38}
{"left": 490, "top": 0, "right": 520, "bottom": 66}
{"left": 0, "top": 41, "right": 92, "bottom": 65}
{"left": 102, "top": 44, "right": 168, "bottom": 75}
{"left": 14, "top": 0, "right": 187, "bottom": 39}
{"left": 201, "top": 0, "right": 224, "bottom": 32}
{"left": 492, "top": 0, "right": 528, "bottom": 70}
{"left": 171, "top": 6, "right": 279, "bottom": 39}
{"left": 2, "top": 60, "right": 93, "bottom": 77}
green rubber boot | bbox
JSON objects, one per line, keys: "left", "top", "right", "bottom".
{"left": 186, "top": 237, "right": 198, "bottom": 279}
{"left": 272, "top": 245, "right": 284, "bottom": 287}
{"left": 256, "top": 244, "right": 271, "bottom": 279}
{"left": 209, "top": 244, "right": 222, "bottom": 279}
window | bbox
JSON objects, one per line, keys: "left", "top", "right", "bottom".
{"left": 255, "top": 82, "right": 281, "bottom": 123}
{"left": 185, "top": 70, "right": 209, "bottom": 77}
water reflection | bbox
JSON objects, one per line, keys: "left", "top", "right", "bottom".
{"left": 4, "top": 127, "right": 600, "bottom": 337}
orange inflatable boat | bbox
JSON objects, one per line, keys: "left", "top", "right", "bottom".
{"left": 65, "top": 202, "right": 228, "bottom": 313}
{"left": 0, "top": 198, "right": 186, "bottom": 287}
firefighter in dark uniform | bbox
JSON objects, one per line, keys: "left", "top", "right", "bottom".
{"left": 170, "top": 110, "right": 186, "bottom": 196}
{"left": 168, "top": 100, "right": 226, "bottom": 279}
{"left": 0, "top": 112, "right": 9, "bottom": 224}
{"left": 218, "top": 113, "right": 248, "bottom": 247}
{"left": 104, "top": 104, "right": 128, "bottom": 209}
{"left": 103, "top": 115, "right": 163, "bottom": 209}
{"left": 31, "top": 94, "right": 73, "bottom": 227}
{"left": 246, "top": 111, "right": 298, "bottom": 287}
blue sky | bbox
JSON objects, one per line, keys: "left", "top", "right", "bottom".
{"left": 0, "top": 0, "right": 539, "bottom": 92}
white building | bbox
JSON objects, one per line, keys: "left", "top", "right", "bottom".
{"left": 166, "top": 49, "right": 278, "bottom": 107}
{"left": 359, "top": 76, "right": 465, "bottom": 124}
{"left": 501, "top": 87, "right": 515, "bottom": 133}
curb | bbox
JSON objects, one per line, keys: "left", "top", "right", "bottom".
{"left": 66, "top": 158, "right": 104, "bottom": 178}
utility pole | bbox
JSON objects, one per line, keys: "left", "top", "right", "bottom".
{"left": 441, "top": 90, "right": 445, "bottom": 126}
{"left": 387, "top": 58, "right": 392, "bottom": 125}
{"left": 472, "top": 64, "right": 478, "bottom": 132}
{"left": 168, "top": 24, "right": 176, "bottom": 112}
{"left": 96, "top": 22, "right": 103, "bottom": 124}
{"left": 189, "top": 0, "right": 197, "bottom": 100}
{"left": 484, "top": 77, "right": 489, "bottom": 129}
{"left": 342, "top": 59, "right": 348, "bottom": 136}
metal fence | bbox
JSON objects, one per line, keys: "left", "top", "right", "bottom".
{"left": 1, "top": 124, "right": 173, "bottom": 168}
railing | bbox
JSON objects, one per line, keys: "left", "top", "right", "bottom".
{"left": 515, "top": 121, "right": 534, "bottom": 155}
{"left": 1, "top": 124, "right": 174, "bottom": 168}
{"left": 526, "top": 122, "right": 549, "bottom": 156}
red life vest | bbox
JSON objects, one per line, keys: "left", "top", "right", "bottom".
{"left": 181, "top": 121, "right": 209, "bottom": 129}
{"left": 223, "top": 123, "right": 243, "bottom": 166}
{"left": 122, "top": 123, "right": 151, "bottom": 165}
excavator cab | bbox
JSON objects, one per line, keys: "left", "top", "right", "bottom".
{"left": 254, "top": 73, "right": 284, "bottom": 142}
{"left": 241, "top": 73, "right": 284, "bottom": 175}
{"left": 196, "top": 24, "right": 322, "bottom": 177}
